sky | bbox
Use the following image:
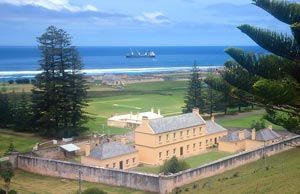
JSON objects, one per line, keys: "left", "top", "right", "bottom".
{"left": 0, "top": 0, "right": 295, "bottom": 46}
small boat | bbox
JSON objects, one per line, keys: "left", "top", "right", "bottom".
{"left": 126, "top": 49, "right": 156, "bottom": 58}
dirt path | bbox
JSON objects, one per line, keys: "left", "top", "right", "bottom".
{"left": 215, "top": 109, "right": 265, "bottom": 122}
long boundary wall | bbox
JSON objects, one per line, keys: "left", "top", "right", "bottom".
{"left": 10, "top": 135, "right": 300, "bottom": 194}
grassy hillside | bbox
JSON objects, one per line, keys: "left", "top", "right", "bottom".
{"left": 179, "top": 149, "right": 300, "bottom": 194}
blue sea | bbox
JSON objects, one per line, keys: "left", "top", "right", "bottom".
{"left": 0, "top": 46, "right": 265, "bottom": 79}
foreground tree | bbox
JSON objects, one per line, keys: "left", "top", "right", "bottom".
{"left": 32, "top": 26, "right": 88, "bottom": 137}
{"left": 182, "top": 63, "right": 205, "bottom": 113}
{"left": 221, "top": 0, "right": 300, "bottom": 133}
{"left": 0, "top": 161, "right": 14, "bottom": 194}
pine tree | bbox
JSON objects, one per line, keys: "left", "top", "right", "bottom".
{"left": 205, "top": 76, "right": 250, "bottom": 114}
{"left": 221, "top": 0, "right": 300, "bottom": 133}
{"left": 182, "top": 63, "right": 204, "bottom": 113}
{"left": 0, "top": 88, "right": 10, "bottom": 127}
{"left": 32, "top": 26, "right": 88, "bottom": 137}
{"left": 13, "top": 90, "right": 32, "bottom": 131}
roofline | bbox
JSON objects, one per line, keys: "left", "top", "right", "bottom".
{"left": 151, "top": 123, "right": 206, "bottom": 135}
{"left": 89, "top": 150, "right": 138, "bottom": 161}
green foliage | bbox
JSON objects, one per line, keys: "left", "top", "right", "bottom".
{"left": 264, "top": 109, "right": 300, "bottom": 133}
{"left": 160, "top": 156, "right": 190, "bottom": 174}
{"left": 222, "top": 0, "right": 300, "bottom": 133}
{"left": 8, "top": 190, "right": 17, "bottom": 194}
{"left": 32, "top": 26, "right": 88, "bottom": 137}
{"left": 182, "top": 62, "right": 205, "bottom": 113}
{"left": 253, "top": 0, "right": 300, "bottom": 25}
{"left": 79, "top": 188, "right": 107, "bottom": 194}
{"left": 0, "top": 161, "right": 14, "bottom": 193}
{"left": 250, "top": 119, "right": 266, "bottom": 130}
{"left": 11, "top": 90, "right": 33, "bottom": 132}
{"left": 4, "top": 142, "right": 15, "bottom": 156}
{"left": 204, "top": 75, "right": 250, "bottom": 115}
{"left": 0, "top": 89, "right": 11, "bottom": 127}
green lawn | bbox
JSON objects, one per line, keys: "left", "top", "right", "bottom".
{"left": 84, "top": 81, "right": 186, "bottom": 134}
{"left": 0, "top": 130, "right": 45, "bottom": 156}
{"left": 132, "top": 151, "right": 232, "bottom": 174}
{"left": 218, "top": 113, "right": 285, "bottom": 130}
{"left": 179, "top": 149, "right": 300, "bottom": 194}
{"left": 3, "top": 170, "right": 151, "bottom": 194}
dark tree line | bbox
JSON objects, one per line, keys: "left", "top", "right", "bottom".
{"left": 0, "top": 26, "right": 88, "bottom": 137}
{"left": 0, "top": 90, "right": 32, "bottom": 131}
{"left": 182, "top": 63, "right": 250, "bottom": 116}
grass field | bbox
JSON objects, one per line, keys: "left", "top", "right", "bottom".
{"left": 132, "top": 150, "right": 231, "bottom": 174}
{"left": 1, "top": 170, "right": 151, "bottom": 194}
{"left": 218, "top": 113, "right": 284, "bottom": 130}
{"left": 84, "top": 81, "right": 187, "bottom": 134}
{"left": 179, "top": 149, "right": 300, "bottom": 194}
{"left": 0, "top": 130, "right": 45, "bottom": 156}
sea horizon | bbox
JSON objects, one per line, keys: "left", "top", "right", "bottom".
{"left": 0, "top": 46, "right": 266, "bottom": 79}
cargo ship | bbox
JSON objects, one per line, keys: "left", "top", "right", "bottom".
{"left": 126, "top": 49, "right": 156, "bottom": 58}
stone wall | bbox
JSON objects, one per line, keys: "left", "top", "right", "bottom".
{"left": 12, "top": 136, "right": 300, "bottom": 194}
{"left": 158, "top": 135, "right": 300, "bottom": 193}
{"left": 15, "top": 155, "right": 160, "bottom": 193}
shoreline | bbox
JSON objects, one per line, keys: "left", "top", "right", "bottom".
{"left": 0, "top": 65, "right": 223, "bottom": 79}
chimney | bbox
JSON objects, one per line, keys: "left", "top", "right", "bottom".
{"left": 142, "top": 116, "right": 149, "bottom": 125}
{"left": 192, "top": 108, "right": 200, "bottom": 115}
{"left": 251, "top": 128, "right": 256, "bottom": 140}
{"left": 238, "top": 130, "right": 245, "bottom": 140}
{"left": 211, "top": 116, "right": 215, "bottom": 122}
{"left": 85, "top": 143, "right": 91, "bottom": 156}
{"left": 268, "top": 125, "right": 273, "bottom": 131}
{"left": 158, "top": 109, "right": 161, "bottom": 115}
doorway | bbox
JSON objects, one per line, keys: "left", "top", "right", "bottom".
{"left": 119, "top": 161, "right": 123, "bottom": 169}
{"left": 180, "top": 147, "right": 183, "bottom": 156}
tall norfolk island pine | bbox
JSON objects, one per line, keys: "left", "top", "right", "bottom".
{"left": 32, "top": 26, "right": 88, "bottom": 137}
{"left": 182, "top": 63, "right": 205, "bottom": 113}
{"left": 222, "top": 0, "right": 300, "bottom": 133}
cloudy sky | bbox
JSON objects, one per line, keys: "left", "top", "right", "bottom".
{"left": 0, "top": 0, "right": 295, "bottom": 46}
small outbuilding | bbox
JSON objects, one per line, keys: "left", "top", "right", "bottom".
{"left": 81, "top": 141, "right": 139, "bottom": 170}
{"left": 107, "top": 109, "right": 163, "bottom": 129}
{"left": 60, "top": 144, "right": 80, "bottom": 158}
{"left": 218, "top": 126, "right": 283, "bottom": 153}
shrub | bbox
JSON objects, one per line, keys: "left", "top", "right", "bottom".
{"left": 80, "top": 188, "right": 107, "bottom": 194}
{"left": 8, "top": 190, "right": 17, "bottom": 194}
{"left": 4, "top": 142, "right": 16, "bottom": 156}
{"left": 250, "top": 119, "right": 266, "bottom": 130}
{"left": 160, "top": 156, "right": 190, "bottom": 174}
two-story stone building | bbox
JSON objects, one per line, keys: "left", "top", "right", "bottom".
{"left": 135, "top": 108, "right": 228, "bottom": 165}
{"left": 81, "top": 108, "right": 228, "bottom": 169}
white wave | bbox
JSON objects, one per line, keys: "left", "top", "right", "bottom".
{"left": 0, "top": 66, "right": 222, "bottom": 77}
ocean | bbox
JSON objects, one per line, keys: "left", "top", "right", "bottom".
{"left": 0, "top": 46, "right": 265, "bottom": 79}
